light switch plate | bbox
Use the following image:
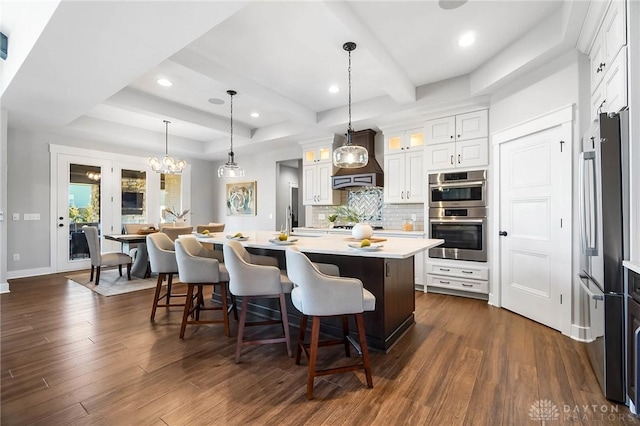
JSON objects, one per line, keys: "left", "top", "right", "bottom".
{"left": 12, "top": 213, "right": 19, "bottom": 220}
{"left": 24, "top": 213, "right": 40, "bottom": 221}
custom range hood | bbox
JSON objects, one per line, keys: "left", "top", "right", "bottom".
{"left": 332, "top": 129, "right": 384, "bottom": 189}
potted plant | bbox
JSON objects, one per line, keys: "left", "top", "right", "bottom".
{"left": 335, "top": 205, "right": 372, "bottom": 240}
{"left": 327, "top": 214, "right": 338, "bottom": 228}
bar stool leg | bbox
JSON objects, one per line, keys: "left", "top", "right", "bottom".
{"left": 342, "top": 315, "right": 351, "bottom": 357}
{"left": 296, "top": 315, "right": 308, "bottom": 365}
{"left": 180, "top": 284, "right": 195, "bottom": 339}
{"left": 235, "top": 296, "right": 250, "bottom": 363}
{"left": 150, "top": 273, "right": 164, "bottom": 321}
{"left": 355, "top": 313, "right": 373, "bottom": 388}
{"left": 306, "top": 316, "right": 321, "bottom": 399}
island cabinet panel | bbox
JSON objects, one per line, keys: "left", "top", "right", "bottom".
{"left": 243, "top": 247, "right": 417, "bottom": 352}
{"left": 305, "top": 253, "right": 416, "bottom": 352}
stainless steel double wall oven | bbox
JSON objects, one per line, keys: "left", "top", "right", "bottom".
{"left": 428, "top": 170, "right": 487, "bottom": 262}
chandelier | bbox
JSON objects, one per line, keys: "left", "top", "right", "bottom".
{"left": 147, "top": 120, "right": 187, "bottom": 174}
{"left": 218, "top": 90, "right": 245, "bottom": 178}
{"left": 333, "top": 41, "right": 368, "bottom": 168}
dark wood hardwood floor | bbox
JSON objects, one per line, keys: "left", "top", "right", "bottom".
{"left": 1, "top": 273, "right": 637, "bottom": 425}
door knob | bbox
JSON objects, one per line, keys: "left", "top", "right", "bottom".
{"left": 499, "top": 231, "right": 508, "bottom": 236}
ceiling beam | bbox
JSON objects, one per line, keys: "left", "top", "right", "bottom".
{"left": 171, "top": 49, "right": 318, "bottom": 125}
{"left": 322, "top": 1, "right": 416, "bottom": 104}
{"left": 103, "top": 88, "right": 252, "bottom": 140}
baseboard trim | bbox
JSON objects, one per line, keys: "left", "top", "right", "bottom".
{"left": 7, "top": 266, "right": 56, "bottom": 280}
{"left": 0, "top": 282, "right": 9, "bottom": 293}
{"left": 570, "top": 324, "right": 592, "bottom": 342}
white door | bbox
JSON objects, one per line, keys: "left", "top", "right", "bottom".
{"left": 55, "top": 154, "right": 115, "bottom": 272}
{"left": 499, "top": 125, "right": 571, "bottom": 333}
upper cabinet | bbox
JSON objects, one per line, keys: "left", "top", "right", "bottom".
{"left": 590, "top": 0, "right": 627, "bottom": 118}
{"left": 384, "top": 128, "right": 424, "bottom": 155}
{"left": 425, "top": 110, "right": 489, "bottom": 171}
{"left": 382, "top": 126, "right": 425, "bottom": 203}
{"left": 301, "top": 140, "right": 340, "bottom": 206}
{"left": 425, "top": 110, "right": 488, "bottom": 144}
{"left": 302, "top": 142, "right": 333, "bottom": 166}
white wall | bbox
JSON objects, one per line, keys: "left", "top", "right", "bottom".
{"left": 214, "top": 144, "right": 303, "bottom": 233}
{"left": 0, "top": 109, "right": 8, "bottom": 292}
{"left": 489, "top": 49, "right": 588, "bottom": 336}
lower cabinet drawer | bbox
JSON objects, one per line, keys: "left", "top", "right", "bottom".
{"left": 427, "top": 274, "right": 488, "bottom": 294}
{"left": 427, "top": 263, "right": 489, "bottom": 280}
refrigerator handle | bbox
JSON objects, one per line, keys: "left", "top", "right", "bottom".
{"left": 635, "top": 327, "right": 640, "bottom": 411}
{"left": 579, "top": 151, "right": 598, "bottom": 256}
{"left": 578, "top": 273, "right": 604, "bottom": 301}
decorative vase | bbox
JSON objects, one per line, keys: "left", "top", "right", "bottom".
{"left": 352, "top": 222, "right": 373, "bottom": 240}
{"left": 174, "top": 218, "right": 187, "bottom": 224}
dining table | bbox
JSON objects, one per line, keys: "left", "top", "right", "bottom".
{"left": 104, "top": 233, "right": 152, "bottom": 278}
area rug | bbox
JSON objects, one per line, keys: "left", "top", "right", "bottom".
{"left": 65, "top": 269, "right": 169, "bottom": 297}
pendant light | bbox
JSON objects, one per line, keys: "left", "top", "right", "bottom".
{"left": 147, "top": 120, "right": 187, "bottom": 174}
{"left": 218, "top": 90, "right": 245, "bottom": 178}
{"left": 333, "top": 41, "right": 368, "bottom": 169}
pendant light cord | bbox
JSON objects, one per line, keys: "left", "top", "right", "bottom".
{"left": 347, "top": 48, "right": 353, "bottom": 143}
{"left": 229, "top": 92, "right": 234, "bottom": 156}
{"left": 164, "top": 120, "right": 170, "bottom": 155}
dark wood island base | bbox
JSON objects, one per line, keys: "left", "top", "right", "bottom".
{"left": 245, "top": 248, "right": 416, "bottom": 352}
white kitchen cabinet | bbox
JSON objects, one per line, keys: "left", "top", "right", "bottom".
{"left": 303, "top": 162, "right": 339, "bottom": 205}
{"left": 426, "top": 258, "right": 489, "bottom": 297}
{"left": 425, "top": 138, "right": 488, "bottom": 171}
{"left": 590, "top": 0, "right": 626, "bottom": 92}
{"left": 589, "top": 0, "right": 627, "bottom": 116}
{"left": 384, "top": 150, "right": 424, "bottom": 203}
{"left": 301, "top": 141, "right": 339, "bottom": 206}
{"left": 302, "top": 142, "right": 333, "bottom": 166}
{"left": 425, "top": 110, "right": 488, "bottom": 144}
{"left": 601, "top": 48, "right": 628, "bottom": 115}
{"left": 384, "top": 128, "right": 424, "bottom": 155}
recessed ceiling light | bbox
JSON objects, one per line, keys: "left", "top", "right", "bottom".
{"left": 458, "top": 32, "right": 476, "bottom": 47}
{"left": 250, "top": 112, "right": 260, "bottom": 118}
{"left": 329, "top": 85, "right": 339, "bottom": 94}
{"left": 439, "top": 0, "right": 468, "bottom": 10}
{"left": 208, "top": 98, "right": 225, "bottom": 105}
{"left": 156, "top": 78, "right": 173, "bottom": 87}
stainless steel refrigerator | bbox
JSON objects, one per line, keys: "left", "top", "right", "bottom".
{"left": 578, "top": 109, "right": 629, "bottom": 403}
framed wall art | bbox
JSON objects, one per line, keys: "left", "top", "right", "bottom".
{"left": 226, "top": 181, "right": 256, "bottom": 216}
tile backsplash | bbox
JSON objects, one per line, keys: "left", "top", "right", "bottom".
{"left": 309, "top": 187, "right": 424, "bottom": 231}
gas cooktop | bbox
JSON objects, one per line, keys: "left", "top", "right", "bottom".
{"left": 333, "top": 225, "right": 384, "bottom": 230}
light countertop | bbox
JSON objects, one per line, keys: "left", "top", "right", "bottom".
{"left": 292, "top": 227, "right": 425, "bottom": 237}
{"left": 624, "top": 260, "right": 640, "bottom": 275}
{"left": 192, "top": 230, "right": 442, "bottom": 259}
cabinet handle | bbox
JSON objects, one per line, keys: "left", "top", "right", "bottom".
{"left": 461, "top": 283, "right": 473, "bottom": 288}
{"left": 439, "top": 268, "right": 450, "bottom": 272}
{"left": 597, "top": 62, "right": 606, "bottom": 73}
{"left": 450, "top": 135, "right": 454, "bottom": 139}
{"left": 406, "top": 191, "right": 410, "bottom": 199}
{"left": 457, "top": 134, "right": 461, "bottom": 138}
{"left": 450, "top": 155, "right": 454, "bottom": 165}
{"left": 439, "top": 281, "right": 450, "bottom": 284}
{"left": 461, "top": 270, "right": 473, "bottom": 274}
{"left": 401, "top": 191, "right": 404, "bottom": 199}
{"left": 457, "top": 154, "right": 461, "bottom": 164}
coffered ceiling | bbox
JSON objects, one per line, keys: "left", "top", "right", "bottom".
{"left": 0, "top": 0, "right": 592, "bottom": 161}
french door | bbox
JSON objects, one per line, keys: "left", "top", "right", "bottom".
{"left": 55, "top": 154, "right": 116, "bottom": 272}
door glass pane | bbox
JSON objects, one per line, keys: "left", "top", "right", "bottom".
{"left": 121, "top": 169, "right": 147, "bottom": 229}
{"left": 68, "top": 164, "right": 101, "bottom": 260}
{"left": 160, "top": 173, "right": 183, "bottom": 224}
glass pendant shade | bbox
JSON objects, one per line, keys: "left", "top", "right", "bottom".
{"left": 219, "top": 90, "right": 245, "bottom": 178}
{"left": 333, "top": 142, "right": 369, "bottom": 168}
{"left": 217, "top": 153, "right": 245, "bottom": 178}
{"left": 147, "top": 120, "right": 186, "bottom": 174}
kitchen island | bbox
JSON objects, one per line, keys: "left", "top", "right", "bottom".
{"left": 195, "top": 231, "right": 443, "bottom": 351}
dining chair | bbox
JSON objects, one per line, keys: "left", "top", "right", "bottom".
{"left": 223, "top": 240, "right": 293, "bottom": 363}
{"left": 196, "top": 223, "right": 225, "bottom": 233}
{"left": 82, "top": 226, "right": 132, "bottom": 285}
{"left": 174, "top": 237, "right": 231, "bottom": 338}
{"left": 285, "top": 246, "right": 375, "bottom": 399}
{"left": 124, "top": 223, "right": 156, "bottom": 278}
{"left": 161, "top": 226, "right": 193, "bottom": 242}
{"left": 146, "top": 232, "right": 187, "bottom": 321}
